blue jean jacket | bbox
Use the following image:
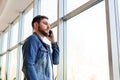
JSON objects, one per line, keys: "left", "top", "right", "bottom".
{"left": 22, "top": 32, "right": 59, "bottom": 80}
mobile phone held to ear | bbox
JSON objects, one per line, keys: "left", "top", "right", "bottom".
{"left": 48, "top": 30, "right": 52, "bottom": 37}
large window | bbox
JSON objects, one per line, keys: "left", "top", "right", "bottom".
{"left": 10, "top": 19, "right": 19, "bottom": 47}
{"left": 41, "top": 0, "right": 57, "bottom": 23}
{"left": 67, "top": 1, "right": 110, "bottom": 80}
{"left": 22, "top": 7, "right": 33, "bottom": 40}
{"left": 0, "top": 0, "right": 120, "bottom": 80}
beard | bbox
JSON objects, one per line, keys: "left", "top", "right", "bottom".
{"left": 38, "top": 26, "right": 48, "bottom": 37}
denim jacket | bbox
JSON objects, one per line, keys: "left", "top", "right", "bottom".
{"left": 22, "top": 32, "right": 59, "bottom": 80}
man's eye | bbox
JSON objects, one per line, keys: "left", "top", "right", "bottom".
{"left": 43, "top": 22, "right": 48, "bottom": 25}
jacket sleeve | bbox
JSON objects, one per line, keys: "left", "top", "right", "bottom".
{"left": 22, "top": 37, "right": 38, "bottom": 80}
{"left": 51, "top": 42, "right": 60, "bottom": 65}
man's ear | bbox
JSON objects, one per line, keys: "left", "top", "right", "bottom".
{"left": 34, "top": 22, "right": 38, "bottom": 29}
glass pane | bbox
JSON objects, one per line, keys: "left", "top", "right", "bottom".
{"left": 9, "top": 49, "right": 17, "bottom": 80}
{"left": 10, "top": 19, "right": 19, "bottom": 47}
{"left": 0, "top": 55, "right": 6, "bottom": 80}
{"left": 22, "top": 8, "right": 33, "bottom": 40}
{"left": 67, "top": 0, "right": 89, "bottom": 14}
{"left": 2, "top": 32, "right": 8, "bottom": 52}
{"left": 41, "top": 0, "right": 57, "bottom": 23}
{"left": 67, "top": 1, "right": 110, "bottom": 80}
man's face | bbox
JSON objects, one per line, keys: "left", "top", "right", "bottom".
{"left": 38, "top": 18, "right": 50, "bottom": 37}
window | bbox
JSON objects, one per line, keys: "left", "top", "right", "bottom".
{"left": 67, "top": 0, "right": 89, "bottom": 14}
{"left": 67, "top": 1, "right": 110, "bottom": 80}
{"left": 9, "top": 48, "right": 17, "bottom": 80}
{"left": 2, "top": 31, "right": 8, "bottom": 52}
{"left": 10, "top": 19, "right": 19, "bottom": 47}
{"left": 41, "top": 0, "right": 57, "bottom": 23}
{"left": 22, "top": 7, "right": 33, "bottom": 40}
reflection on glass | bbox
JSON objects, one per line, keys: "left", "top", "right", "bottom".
{"left": 0, "top": 55, "right": 6, "bottom": 80}
{"left": 22, "top": 8, "right": 33, "bottom": 40}
{"left": 2, "top": 32, "right": 8, "bottom": 52}
{"left": 41, "top": 0, "right": 57, "bottom": 23}
{"left": 67, "top": 0, "right": 89, "bottom": 14}
{"left": 10, "top": 19, "right": 19, "bottom": 47}
{"left": 67, "top": 2, "right": 110, "bottom": 80}
{"left": 9, "top": 49, "right": 17, "bottom": 80}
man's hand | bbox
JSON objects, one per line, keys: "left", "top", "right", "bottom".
{"left": 47, "top": 31, "right": 56, "bottom": 43}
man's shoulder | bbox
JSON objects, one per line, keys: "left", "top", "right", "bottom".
{"left": 24, "top": 34, "right": 39, "bottom": 43}
{"left": 27, "top": 34, "right": 36, "bottom": 40}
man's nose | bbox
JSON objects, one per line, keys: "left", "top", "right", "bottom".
{"left": 47, "top": 24, "right": 50, "bottom": 29}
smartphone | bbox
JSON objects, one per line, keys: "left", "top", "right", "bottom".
{"left": 48, "top": 30, "right": 52, "bottom": 37}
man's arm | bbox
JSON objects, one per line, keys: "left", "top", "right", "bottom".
{"left": 47, "top": 30, "right": 60, "bottom": 65}
{"left": 22, "top": 37, "right": 38, "bottom": 80}
{"left": 51, "top": 42, "right": 60, "bottom": 65}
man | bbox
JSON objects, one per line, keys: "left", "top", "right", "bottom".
{"left": 22, "top": 15, "right": 59, "bottom": 80}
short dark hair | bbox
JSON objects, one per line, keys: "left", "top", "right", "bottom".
{"left": 32, "top": 15, "right": 48, "bottom": 28}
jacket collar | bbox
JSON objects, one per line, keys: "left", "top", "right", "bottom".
{"left": 33, "top": 32, "right": 49, "bottom": 48}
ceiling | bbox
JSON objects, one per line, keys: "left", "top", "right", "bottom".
{"left": 0, "top": 0, "right": 33, "bottom": 34}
